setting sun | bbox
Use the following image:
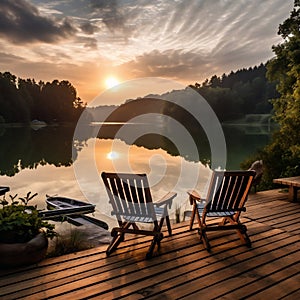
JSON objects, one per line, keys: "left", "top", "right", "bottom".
{"left": 105, "top": 76, "right": 120, "bottom": 89}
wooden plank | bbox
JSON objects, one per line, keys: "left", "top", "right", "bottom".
{"left": 240, "top": 270, "right": 300, "bottom": 299}
{"left": 273, "top": 177, "right": 300, "bottom": 201}
{"left": 102, "top": 229, "right": 291, "bottom": 300}
{"left": 44, "top": 225, "right": 291, "bottom": 299}
{"left": 181, "top": 254, "right": 300, "bottom": 299}
{"left": 0, "top": 221, "right": 276, "bottom": 296}
{"left": 246, "top": 201, "right": 299, "bottom": 219}
{"left": 273, "top": 176, "right": 300, "bottom": 188}
{"left": 142, "top": 237, "right": 300, "bottom": 299}
{"left": 0, "top": 226, "right": 202, "bottom": 298}
{"left": 253, "top": 211, "right": 300, "bottom": 228}
{"left": 1, "top": 190, "right": 300, "bottom": 300}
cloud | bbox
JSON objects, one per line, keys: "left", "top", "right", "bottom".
{"left": 120, "top": 49, "right": 208, "bottom": 81}
{"left": 81, "top": 37, "right": 99, "bottom": 49}
{"left": 0, "top": 0, "right": 77, "bottom": 44}
{"left": 0, "top": 0, "right": 295, "bottom": 101}
{"left": 80, "top": 22, "right": 98, "bottom": 35}
{"left": 90, "top": 0, "right": 127, "bottom": 32}
{"left": 115, "top": 0, "right": 293, "bottom": 84}
{"left": 0, "top": 52, "right": 25, "bottom": 64}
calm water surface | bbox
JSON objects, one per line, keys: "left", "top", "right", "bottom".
{"left": 0, "top": 123, "right": 272, "bottom": 224}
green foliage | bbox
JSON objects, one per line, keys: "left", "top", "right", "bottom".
{"left": 261, "top": 0, "right": 300, "bottom": 184}
{"left": 0, "top": 192, "right": 56, "bottom": 243}
{"left": 190, "top": 63, "right": 278, "bottom": 121}
{"left": 0, "top": 72, "right": 86, "bottom": 123}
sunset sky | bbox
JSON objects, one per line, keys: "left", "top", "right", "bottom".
{"left": 0, "top": 0, "right": 294, "bottom": 103}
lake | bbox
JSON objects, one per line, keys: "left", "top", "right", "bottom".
{"left": 0, "top": 123, "right": 272, "bottom": 225}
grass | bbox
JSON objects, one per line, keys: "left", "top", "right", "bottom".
{"left": 47, "top": 227, "right": 93, "bottom": 257}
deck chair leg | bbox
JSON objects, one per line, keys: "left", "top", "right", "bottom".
{"left": 132, "top": 223, "right": 139, "bottom": 230}
{"left": 197, "top": 217, "right": 211, "bottom": 251}
{"left": 156, "top": 232, "right": 164, "bottom": 250}
{"left": 166, "top": 216, "right": 172, "bottom": 235}
{"left": 106, "top": 231, "right": 125, "bottom": 256}
{"left": 198, "top": 228, "right": 211, "bottom": 251}
{"left": 202, "top": 235, "right": 211, "bottom": 251}
{"left": 189, "top": 204, "right": 198, "bottom": 230}
{"left": 243, "top": 231, "right": 252, "bottom": 247}
{"left": 236, "top": 225, "right": 251, "bottom": 247}
{"left": 146, "top": 233, "right": 163, "bottom": 259}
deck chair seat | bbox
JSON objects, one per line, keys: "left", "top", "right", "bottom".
{"left": 195, "top": 202, "right": 237, "bottom": 217}
{"left": 102, "top": 172, "right": 177, "bottom": 259}
{"left": 206, "top": 211, "right": 236, "bottom": 217}
{"left": 123, "top": 206, "right": 166, "bottom": 223}
{"left": 188, "top": 170, "right": 255, "bottom": 251}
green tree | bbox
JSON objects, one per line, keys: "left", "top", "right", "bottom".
{"left": 261, "top": 0, "right": 300, "bottom": 185}
{"left": 0, "top": 72, "right": 30, "bottom": 122}
{"left": 39, "top": 80, "right": 85, "bottom": 123}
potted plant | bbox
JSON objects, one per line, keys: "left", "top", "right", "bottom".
{"left": 0, "top": 192, "right": 56, "bottom": 268}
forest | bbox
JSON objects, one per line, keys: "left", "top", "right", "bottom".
{"left": 0, "top": 62, "right": 278, "bottom": 125}
{"left": 0, "top": 72, "right": 85, "bottom": 123}
{"left": 190, "top": 63, "right": 279, "bottom": 122}
{"left": 87, "top": 62, "right": 278, "bottom": 124}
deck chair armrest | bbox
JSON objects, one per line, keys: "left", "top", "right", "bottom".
{"left": 187, "top": 190, "right": 202, "bottom": 205}
{"left": 155, "top": 192, "right": 177, "bottom": 208}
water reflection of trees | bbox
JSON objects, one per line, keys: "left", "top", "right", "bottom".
{"left": 0, "top": 126, "right": 76, "bottom": 176}
{"left": 0, "top": 121, "right": 271, "bottom": 176}
{"left": 0, "top": 122, "right": 211, "bottom": 177}
{"left": 96, "top": 97, "right": 212, "bottom": 164}
{"left": 97, "top": 125, "right": 211, "bottom": 164}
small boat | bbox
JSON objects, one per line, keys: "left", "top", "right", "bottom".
{"left": 41, "top": 196, "right": 108, "bottom": 230}
{"left": 46, "top": 196, "right": 95, "bottom": 212}
{"left": 0, "top": 186, "right": 9, "bottom": 196}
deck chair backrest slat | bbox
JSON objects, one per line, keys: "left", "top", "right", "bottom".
{"left": 233, "top": 176, "right": 248, "bottom": 209}
{"left": 129, "top": 178, "right": 142, "bottom": 215}
{"left": 102, "top": 172, "right": 155, "bottom": 220}
{"left": 122, "top": 178, "right": 136, "bottom": 215}
{"left": 136, "top": 178, "right": 147, "bottom": 215}
{"left": 227, "top": 176, "right": 241, "bottom": 209}
{"left": 225, "top": 176, "right": 238, "bottom": 209}
{"left": 208, "top": 174, "right": 220, "bottom": 211}
{"left": 220, "top": 176, "right": 232, "bottom": 210}
{"left": 206, "top": 171, "right": 255, "bottom": 213}
{"left": 104, "top": 177, "right": 124, "bottom": 220}
{"left": 114, "top": 177, "right": 129, "bottom": 215}
{"left": 218, "top": 176, "right": 232, "bottom": 210}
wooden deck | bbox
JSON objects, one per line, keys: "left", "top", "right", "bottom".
{"left": 1, "top": 189, "right": 300, "bottom": 299}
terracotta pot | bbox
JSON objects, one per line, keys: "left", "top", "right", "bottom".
{"left": 0, "top": 232, "right": 48, "bottom": 268}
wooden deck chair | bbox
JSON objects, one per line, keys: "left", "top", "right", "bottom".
{"left": 188, "top": 170, "right": 255, "bottom": 251}
{"left": 101, "top": 172, "right": 177, "bottom": 259}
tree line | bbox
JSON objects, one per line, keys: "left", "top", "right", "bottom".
{"left": 189, "top": 63, "right": 279, "bottom": 122}
{"left": 0, "top": 72, "right": 85, "bottom": 124}
{"left": 0, "top": 64, "right": 277, "bottom": 125}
